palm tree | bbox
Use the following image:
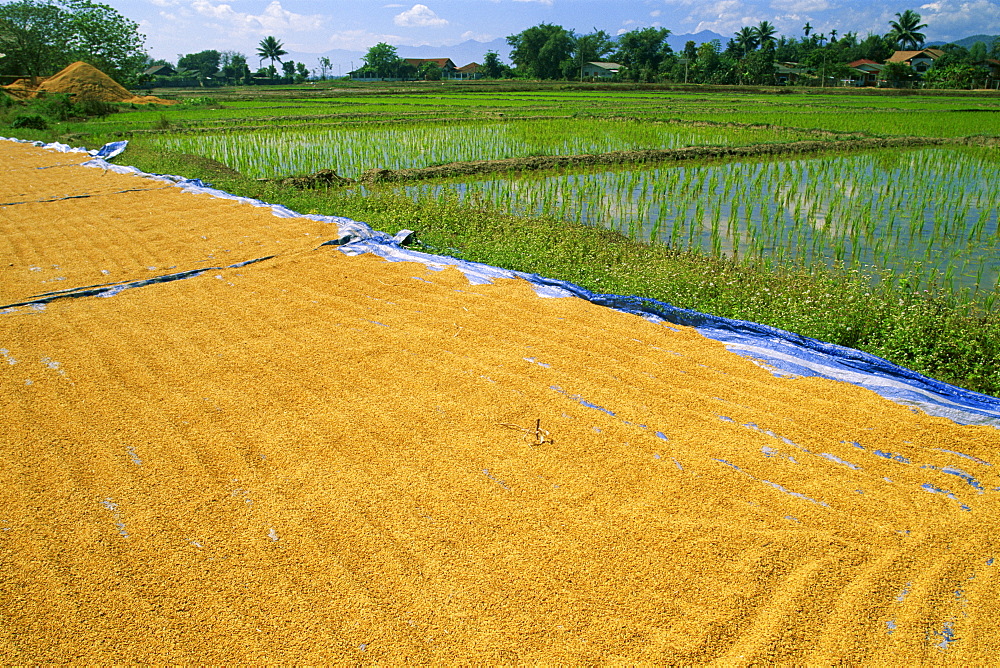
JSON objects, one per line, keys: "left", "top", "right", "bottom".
{"left": 829, "top": 28, "right": 838, "bottom": 43}
{"left": 734, "top": 26, "right": 758, "bottom": 56}
{"left": 256, "top": 36, "right": 287, "bottom": 70}
{"left": 754, "top": 21, "right": 777, "bottom": 49}
{"left": 803, "top": 22, "right": 813, "bottom": 38}
{"left": 887, "top": 10, "right": 928, "bottom": 50}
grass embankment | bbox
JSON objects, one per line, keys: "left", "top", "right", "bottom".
{"left": 118, "top": 145, "right": 1000, "bottom": 398}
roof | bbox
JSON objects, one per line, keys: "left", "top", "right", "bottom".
{"left": 585, "top": 62, "right": 623, "bottom": 69}
{"left": 887, "top": 48, "right": 944, "bottom": 63}
{"left": 143, "top": 64, "right": 176, "bottom": 76}
{"left": 403, "top": 57, "right": 456, "bottom": 69}
{"left": 847, "top": 59, "right": 880, "bottom": 67}
{"left": 456, "top": 62, "right": 481, "bottom": 73}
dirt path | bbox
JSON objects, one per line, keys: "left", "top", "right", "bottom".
{"left": 2, "top": 140, "right": 999, "bottom": 663}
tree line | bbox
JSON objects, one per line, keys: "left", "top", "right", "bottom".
{"left": 2, "top": 0, "right": 997, "bottom": 90}
{"left": 504, "top": 11, "right": 1000, "bottom": 87}
{"left": 148, "top": 37, "right": 313, "bottom": 87}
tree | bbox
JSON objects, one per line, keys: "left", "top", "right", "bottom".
{"left": 361, "top": 42, "right": 403, "bottom": 78}
{"left": 0, "top": 0, "right": 71, "bottom": 78}
{"left": 969, "top": 41, "right": 987, "bottom": 63}
{"left": 506, "top": 23, "right": 574, "bottom": 79}
{"left": 281, "top": 60, "right": 295, "bottom": 81}
{"left": 295, "top": 62, "right": 309, "bottom": 83}
{"left": 853, "top": 33, "right": 894, "bottom": 62}
{"left": 887, "top": 9, "right": 927, "bottom": 50}
{"left": 881, "top": 60, "right": 917, "bottom": 86}
{"left": 177, "top": 50, "right": 220, "bottom": 81}
{"left": 692, "top": 39, "right": 732, "bottom": 84}
{"left": 256, "top": 35, "right": 286, "bottom": 70}
{"left": 570, "top": 29, "right": 615, "bottom": 79}
{"left": 482, "top": 50, "right": 507, "bottom": 78}
{"left": 734, "top": 26, "right": 758, "bottom": 56}
{"left": 739, "top": 47, "right": 776, "bottom": 85}
{"left": 924, "top": 62, "right": 984, "bottom": 88}
{"left": 418, "top": 61, "right": 441, "bottom": 80}
{"left": 219, "top": 51, "right": 248, "bottom": 85}
{"left": 754, "top": 21, "right": 777, "bottom": 49}
{"left": 63, "top": 0, "right": 147, "bottom": 84}
{"left": 803, "top": 22, "right": 813, "bottom": 38}
{"left": 614, "top": 27, "right": 672, "bottom": 82}
{"left": 934, "top": 43, "right": 972, "bottom": 69}
{"left": 317, "top": 56, "right": 332, "bottom": 79}
{"left": 0, "top": 0, "right": 146, "bottom": 84}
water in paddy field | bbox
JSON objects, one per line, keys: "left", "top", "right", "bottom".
{"left": 399, "top": 147, "right": 1000, "bottom": 298}
{"left": 147, "top": 120, "right": 804, "bottom": 179}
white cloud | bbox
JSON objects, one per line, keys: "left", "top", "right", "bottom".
{"left": 651, "top": 9, "right": 663, "bottom": 17}
{"left": 918, "top": 0, "right": 1000, "bottom": 35}
{"left": 394, "top": 4, "right": 449, "bottom": 27}
{"left": 769, "top": 0, "right": 831, "bottom": 12}
{"left": 189, "top": 0, "right": 325, "bottom": 34}
{"left": 460, "top": 30, "right": 496, "bottom": 41}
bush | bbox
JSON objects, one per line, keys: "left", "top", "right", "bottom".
{"left": 10, "top": 114, "right": 49, "bottom": 130}
{"left": 75, "top": 98, "right": 117, "bottom": 118}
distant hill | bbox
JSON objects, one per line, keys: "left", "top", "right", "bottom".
{"left": 926, "top": 34, "right": 997, "bottom": 48}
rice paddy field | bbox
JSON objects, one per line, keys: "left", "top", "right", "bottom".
{"left": 34, "top": 80, "right": 1000, "bottom": 394}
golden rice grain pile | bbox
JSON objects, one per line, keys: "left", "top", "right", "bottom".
{"left": 3, "top": 61, "right": 175, "bottom": 104}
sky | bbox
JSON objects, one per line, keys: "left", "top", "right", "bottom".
{"left": 113, "top": 0, "right": 1000, "bottom": 66}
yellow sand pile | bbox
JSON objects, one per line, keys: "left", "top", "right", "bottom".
{"left": 2, "top": 139, "right": 999, "bottom": 663}
{"left": 2, "top": 61, "right": 175, "bottom": 105}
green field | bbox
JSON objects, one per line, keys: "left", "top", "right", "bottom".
{"left": 6, "top": 80, "right": 1000, "bottom": 394}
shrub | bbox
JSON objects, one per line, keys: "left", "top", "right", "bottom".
{"left": 10, "top": 114, "right": 49, "bottom": 130}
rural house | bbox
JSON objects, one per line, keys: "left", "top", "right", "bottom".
{"left": 581, "top": 62, "right": 622, "bottom": 79}
{"left": 403, "top": 58, "right": 457, "bottom": 77}
{"left": 775, "top": 62, "right": 808, "bottom": 85}
{"left": 887, "top": 48, "right": 944, "bottom": 74}
{"left": 454, "top": 62, "right": 482, "bottom": 80}
{"left": 846, "top": 59, "right": 884, "bottom": 86}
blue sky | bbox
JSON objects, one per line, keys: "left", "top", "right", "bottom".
{"left": 114, "top": 0, "right": 1000, "bottom": 63}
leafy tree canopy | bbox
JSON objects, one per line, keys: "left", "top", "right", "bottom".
{"left": 614, "top": 26, "right": 671, "bottom": 81}
{"left": 887, "top": 9, "right": 928, "bottom": 50}
{"left": 481, "top": 50, "right": 508, "bottom": 79}
{"left": 256, "top": 35, "right": 286, "bottom": 69}
{"left": 177, "top": 50, "right": 220, "bottom": 80}
{"left": 506, "top": 23, "right": 574, "bottom": 79}
{"left": 0, "top": 0, "right": 146, "bottom": 85}
{"left": 361, "top": 42, "right": 404, "bottom": 78}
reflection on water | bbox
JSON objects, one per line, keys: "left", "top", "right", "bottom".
{"left": 398, "top": 147, "right": 1000, "bottom": 297}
